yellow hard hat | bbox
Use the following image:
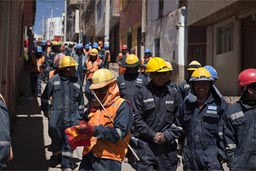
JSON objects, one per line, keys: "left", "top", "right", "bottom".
{"left": 145, "top": 57, "right": 171, "bottom": 73}
{"left": 59, "top": 56, "right": 78, "bottom": 68}
{"left": 190, "top": 67, "right": 212, "bottom": 82}
{"left": 90, "top": 69, "right": 116, "bottom": 89}
{"left": 90, "top": 48, "right": 98, "bottom": 56}
{"left": 124, "top": 54, "right": 140, "bottom": 67}
{"left": 187, "top": 60, "right": 201, "bottom": 71}
{"left": 165, "top": 61, "right": 173, "bottom": 71}
{"left": 51, "top": 41, "right": 59, "bottom": 46}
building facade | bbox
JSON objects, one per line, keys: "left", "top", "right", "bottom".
{"left": 0, "top": 0, "right": 36, "bottom": 118}
{"left": 187, "top": 0, "right": 256, "bottom": 95}
{"left": 45, "top": 17, "right": 63, "bottom": 41}
{"left": 145, "top": 0, "right": 186, "bottom": 83}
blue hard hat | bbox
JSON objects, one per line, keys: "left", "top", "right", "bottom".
{"left": 92, "top": 42, "right": 99, "bottom": 48}
{"left": 85, "top": 44, "right": 90, "bottom": 49}
{"left": 204, "top": 65, "right": 218, "bottom": 80}
{"left": 75, "top": 43, "right": 83, "bottom": 49}
{"left": 36, "top": 46, "right": 42, "bottom": 53}
{"left": 104, "top": 45, "right": 109, "bottom": 49}
{"left": 42, "top": 40, "right": 47, "bottom": 45}
{"left": 144, "top": 48, "right": 152, "bottom": 54}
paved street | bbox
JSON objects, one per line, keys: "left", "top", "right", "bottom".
{"left": 5, "top": 64, "right": 134, "bottom": 171}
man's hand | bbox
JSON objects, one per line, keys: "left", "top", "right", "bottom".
{"left": 153, "top": 132, "right": 166, "bottom": 144}
{"left": 8, "top": 146, "right": 13, "bottom": 161}
{"left": 76, "top": 124, "right": 94, "bottom": 138}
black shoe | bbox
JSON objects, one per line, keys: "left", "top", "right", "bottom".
{"left": 50, "top": 153, "right": 62, "bottom": 162}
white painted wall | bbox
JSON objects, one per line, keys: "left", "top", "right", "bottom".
{"left": 207, "top": 17, "right": 240, "bottom": 95}
{"left": 146, "top": 0, "right": 186, "bottom": 83}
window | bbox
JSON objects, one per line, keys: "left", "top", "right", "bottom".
{"left": 97, "top": 0, "right": 102, "bottom": 21}
{"left": 154, "top": 38, "right": 160, "bottom": 56}
{"left": 159, "top": 0, "right": 164, "bottom": 18}
{"left": 216, "top": 23, "right": 234, "bottom": 54}
{"left": 137, "top": 27, "right": 141, "bottom": 58}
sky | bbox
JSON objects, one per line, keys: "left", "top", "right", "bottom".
{"left": 34, "top": 0, "right": 65, "bottom": 35}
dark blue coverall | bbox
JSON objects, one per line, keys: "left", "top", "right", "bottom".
{"left": 133, "top": 82, "right": 182, "bottom": 170}
{"left": 48, "top": 51, "right": 58, "bottom": 71}
{"left": 173, "top": 89, "right": 228, "bottom": 170}
{"left": 116, "top": 71, "right": 148, "bottom": 168}
{"left": 178, "top": 79, "right": 190, "bottom": 100}
{"left": 117, "top": 72, "right": 148, "bottom": 108}
{"left": 0, "top": 99, "right": 11, "bottom": 169}
{"left": 224, "top": 100, "right": 256, "bottom": 170}
{"left": 72, "top": 53, "right": 87, "bottom": 84}
{"left": 41, "top": 74, "right": 84, "bottom": 169}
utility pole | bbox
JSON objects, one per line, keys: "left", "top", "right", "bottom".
{"left": 64, "top": 0, "right": 67, "bottom": 42}
{"left": 104, "top": 0, "right": 110, "bottom": 47}
{"left": 49, "top": 7, "right": 53, "bottom": 40}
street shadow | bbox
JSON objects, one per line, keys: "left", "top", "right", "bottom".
{"left": 46, "top": 157, "right": 81, "bottom": 169}
{"left": 6, "top": 69, "right": 48, "bottom": 170}
{"left": 6, "top": 116, "right": 48, "bottom": 170}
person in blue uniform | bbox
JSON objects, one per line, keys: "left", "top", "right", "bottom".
{"left": 41, "top": 56, "right": 84, "bottom": 170}
{"left": 173, "top": 67, "right": 228, "bottom": 170}
{"left": 117, "top": 54, "right": 148, "bottom": 108}
{"left": 0, "top": 94, "right": 13, "bottom": 169}
{"left": 224, "top": 68, "right": 256, "bottom": 170}
{"left": 133, "top": 57, "right": 182, "bottom": 170}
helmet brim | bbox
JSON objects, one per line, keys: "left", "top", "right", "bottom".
{"left": 146, "top": 67, "right": 171, "bottom": 73}
{"left": 90, "top": 78, "right": 116, "bottom": 90}
{"left": 124, "top": 63, "right": 140, "bottom": 68}
{"left": 187, "top": 67, "right": 198, "bottom": 71}
{"left": 189, "top": 78, "right": 213, "bottom": 82}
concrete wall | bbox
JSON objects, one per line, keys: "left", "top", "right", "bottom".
{"left": 119, "top": 0, "right": 142, "bottom": 54}
{"left": 95, "top": 0, "right": 105, "bottom": 37}
{"left": 206, "top": 17, "right": 240, "bottom": 96}
{"left": 0, "top": 1, "right": 34, "bottom": 119}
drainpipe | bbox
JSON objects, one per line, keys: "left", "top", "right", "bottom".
{"left": 176, "top": 6, "right": 187, "bottom": 82}
{"left": 178, "top": 6, "right": 186, "bottom": 68}
{"left": 104, "top": 0, "right": 110, "bottom": 47}
{"left": 141, "top": 0, "right": 146, "bottom": 58}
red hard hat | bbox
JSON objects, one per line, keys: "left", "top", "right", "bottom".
{"left": 238, "top": 68, "right": 256, "bottom": 87}
{"left": 121, "top": 45, "right": 127, "bottom": 50}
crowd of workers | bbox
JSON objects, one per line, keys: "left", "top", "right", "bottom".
{"left": 1, "top": 39, "right": 256, "bottom": 171}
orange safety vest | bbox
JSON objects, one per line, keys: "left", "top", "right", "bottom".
{"left": 85, "top": 57, "right": 102, "bottom": 80}
{"left": 37, "top": 56, "right": 45, "bottom": 73}
{"left": 82, "top": 98, "right": 130, "bottom": 161}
